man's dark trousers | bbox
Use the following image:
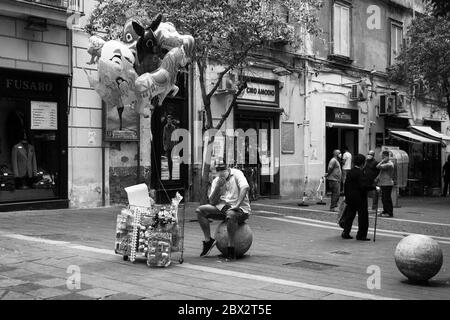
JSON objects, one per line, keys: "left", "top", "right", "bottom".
{"left": 342, "top": 204, "right": 369, "bottom": 239}
{"left": 381, "top": 186, "right": 393, "bottom": 215}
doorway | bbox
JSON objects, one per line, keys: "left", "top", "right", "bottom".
{"left": 235, "top": 113, "right": 280, "bottom": 199}
{"left": 325, "top": 127, "right": 358, "bottom": 169}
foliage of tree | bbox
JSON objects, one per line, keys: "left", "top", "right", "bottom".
{"left": 425, "top": 0, "right": 450, "bottom": 17}
{"left": 86, "top": 0, "right": 323, "bottom": 202}
{"left": 388, "top": 14, "right": 450, "bottom": 116}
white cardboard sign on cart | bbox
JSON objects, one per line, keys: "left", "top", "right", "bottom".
{"left": 125, "top": 184, "right": 151, "bottom": 207}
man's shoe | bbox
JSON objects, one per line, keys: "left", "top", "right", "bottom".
{"left": 200, "top": 238, "right": 216, "bottom": 257}
{"left": 356, "top": 237, "right": 371, "bottom": 241}
{"left": 341, "top": 232, "right": 353, "bottom": 239}
{"left": 225, "top": 247, "right": 237, "bottom": 261}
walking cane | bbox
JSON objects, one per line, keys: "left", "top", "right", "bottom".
{"left": 373, "top": 188, "right": 380, "bottom": 242}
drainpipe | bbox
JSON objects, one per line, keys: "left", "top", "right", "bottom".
{"left": 299, "top": 60, "right": 311, "bottom": 206}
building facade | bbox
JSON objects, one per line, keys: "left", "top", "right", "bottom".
{"left": 0, "top": 0, "right": 153, "bottom": 211}
{"left": 1, "top": 0, "right": 448, "bottom": 211}
{"left": 302, "top": 0, "right": 450, "bottom": 198}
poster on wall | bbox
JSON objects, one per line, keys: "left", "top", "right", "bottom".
{"left": 104, "top": 102, "right": 139, "bottom": 141}
{"left": 31, "top": 101, "right": 57, "bottom": 130}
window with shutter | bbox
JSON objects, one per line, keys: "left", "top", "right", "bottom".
{"left": 333, "top": 3, "right": 351, "bottom": 57}
{"left": 390, "top": 23, "right": 403, "bottom": 65}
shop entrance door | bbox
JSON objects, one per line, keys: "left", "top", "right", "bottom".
{"left": 325, "top": 127, "right": 358, "bottom": 168}
{"left": 235, "top": 115, "right": 279, "bottom": 199}
{"left": 325, "top": 127, "right": 358, "bottom": 191}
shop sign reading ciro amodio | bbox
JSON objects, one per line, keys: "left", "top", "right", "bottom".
{"left": 241, "top": 82, "right": 276, "bottom": 103}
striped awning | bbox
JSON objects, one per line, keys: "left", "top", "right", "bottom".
{"left": 389, "top": 130, "right": 440, "bottom": 144}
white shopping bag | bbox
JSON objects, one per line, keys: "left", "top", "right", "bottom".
{"left": 125, "top": 183, "right": 151, "bottom": 207}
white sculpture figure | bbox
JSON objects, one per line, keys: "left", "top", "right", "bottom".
{"left": 134, "top": 45, "right": 190, "bottom": 114}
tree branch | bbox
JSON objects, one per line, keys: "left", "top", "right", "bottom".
{"left": 206, "top": 64, "right": 234, "bottom": 100}
{"left": 214, "top": 81, "right": 248, "bottom": 130}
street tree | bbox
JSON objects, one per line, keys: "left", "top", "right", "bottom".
{"left": 86, "top": 0, "right": 323, "bottom": 203}
{"left": 388, "top": 13, "right": 450, "bottom": 118}
{"left": 425, "top": 0, "right": 450, "bottom": 17}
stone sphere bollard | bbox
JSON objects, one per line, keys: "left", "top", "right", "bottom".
{"left": 214, "top": 221, "right": 253, "bottom": 258}
{"left": 394, "top": 234, "right": 443, "bottom": 282}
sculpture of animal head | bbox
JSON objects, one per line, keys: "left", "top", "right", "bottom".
{"left": 133, "top": 14, "right": 163, "bottom": 68}
{"left": 122, "top": 19, "right": 141, "bottom": 60}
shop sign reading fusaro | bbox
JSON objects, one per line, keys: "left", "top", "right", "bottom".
{"left": 240, "top": 82, "right": 277, "bottom": 103}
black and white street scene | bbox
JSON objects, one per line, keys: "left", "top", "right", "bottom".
{"left": 0, "top": 0, "right": 450, "bottom": 305}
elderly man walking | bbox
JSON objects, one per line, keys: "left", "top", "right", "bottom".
{"left": 325, "top": 150, "right": 342, "bottom": 212}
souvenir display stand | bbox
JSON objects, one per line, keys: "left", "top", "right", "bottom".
{"left": 114, "top": 190, "right": 185, "bottom": 267}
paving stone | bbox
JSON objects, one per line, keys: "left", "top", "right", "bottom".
{"left": 35, "top": 278, "right": 66, "bottom": 288}
{"left": 0, "top": 269, "right": 35, "bottom": 278}
{"left": 100, "top": 292, "right": 145, "bottom": 300}
{"left": 53, "top": 283, "right": 94, "bottom": 292}
{"left": 291, "top": 287, "right": 332, "bottom": 299}
{"left": 7, "top": 283, "right": 45, "bottom": 293}
{"left": 48, "top": 293, "right": 95, "bottom": 300}
{"left": 77, "top": 288, "right": 119, "bottom": 299}
{"left": 152, "top": 293, "right": 203, "bottom": 300}
{"left": 0, "top": 279, "right": 27, "bottom": 288}
{"left": 261, "top": 284, "right": 299, "bottom": 294}
{"left": 0, "top": 266, "right": 16, "bottom": 273}
{"left": 1, "top": 291, "right": 39, "bottom": 300}
{"left": 320, "top": 293, "right": 364, "bottom": 300}
{"left": 27, "top": 288, "right": 68, "bottom": 299}
{"left": 16, "top": 273, "right": 55, "bottom": 282}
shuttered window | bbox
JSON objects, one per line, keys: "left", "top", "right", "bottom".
{"left": 333, "top": 3, "right": 350, "bottom": 57}
{"left": 390, "top": 23, "right": 403, "bottom": 65}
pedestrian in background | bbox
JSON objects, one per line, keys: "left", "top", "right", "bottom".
{"left": 341, "top": 146, "right": 352, "bottom": 191}
{"left": 325, "top": 150, "right": 342, "bottom": 212}
{"left": 342, "top": 154, "right": 378, "bottom": 240}
{"left": 363, "top": 150, "right": 380, "bottom": 211}
{"left": 443, "top": 155, "right": 450, "bottom": 197}
{"left": 376, "top": 151, "right": 395, "bottom": 217}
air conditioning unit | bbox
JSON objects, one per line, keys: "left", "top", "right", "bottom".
{"left": 349, "top": 83, "right": 368, "bottom": 101}
{"left": 395, "top": 94, "right": 407, "bottom": 113}
{"left": 216, "top": 72, "right": 235, "bottom": 92}
{"left": 379, "top": 94, "right": 396, "bottom": 115}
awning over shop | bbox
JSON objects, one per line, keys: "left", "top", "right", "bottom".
{"left": 236, "top": 103, "right": 284, "bottom": 113}
{"left": 325, "top": 122, "right": 364, "bottom": 130}
{"left": 389, "top": 130, "right": 440, "bottom": 144}
{"left": 410, "top": 125, "right": 450, "bottom": 141}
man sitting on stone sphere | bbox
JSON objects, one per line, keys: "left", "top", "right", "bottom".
{"left": 196, "top": 159, "right": 251, "bottom": 260}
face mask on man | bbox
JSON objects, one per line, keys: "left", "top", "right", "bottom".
{"left": 367, "top": 155, "right": 374, "bottom": 160}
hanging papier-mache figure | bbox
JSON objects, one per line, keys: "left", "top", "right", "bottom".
{"left": 84, "top": 13, "right": 195, "bottom": 119}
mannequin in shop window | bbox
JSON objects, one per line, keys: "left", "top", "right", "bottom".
{"left": 11, "top": 135, "right": 37, "bottom": 189}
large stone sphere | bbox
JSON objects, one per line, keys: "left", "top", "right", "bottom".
{"left": 214, "top": 221, "right": 253, "bottom": 258}
{"left": 394, "top": 234, "right": 443, "bottom": 282}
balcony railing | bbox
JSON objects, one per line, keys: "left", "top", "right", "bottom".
{"left": 22, "top": 0, "right": 84, "bottom": 12}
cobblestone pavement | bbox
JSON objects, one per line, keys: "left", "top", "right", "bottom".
{"left": 0, "top": 198, "right": 449, "bottom": 300}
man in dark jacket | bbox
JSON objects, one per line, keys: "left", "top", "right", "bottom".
{"left": 342, "top": 154, "right": 379, "bottom": 241}
{"left": 363, "top": 150, "right": 379, "bottom": 210}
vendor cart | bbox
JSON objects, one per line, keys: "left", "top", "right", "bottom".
{"left": 114, "top": 200, "right": 186, "bottom": 266}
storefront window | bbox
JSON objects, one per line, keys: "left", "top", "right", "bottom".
{"left": 0, "top": 69, "right": 67, "bottom": 208}
{"left": 0, "top": 97, "right": 61, "bottom": 203}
